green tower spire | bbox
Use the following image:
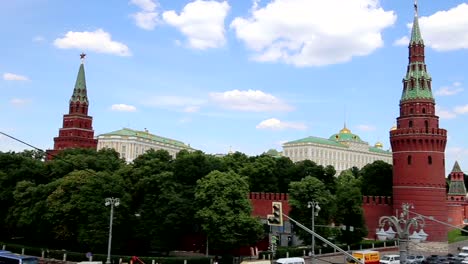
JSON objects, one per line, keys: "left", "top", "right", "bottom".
{"left": 410, "top": 0, "right": 424, "bottom": 45}
{"left": 452, "top": 161, "right": 462, "bottom": 173}
{"left": 70, "top": 53, "right": 89, "bottom": 104}
{"left": 400, "top": 0, "right": 433, "bottom": 102}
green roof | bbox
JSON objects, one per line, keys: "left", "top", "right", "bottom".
{"left": 284, "top": 126, "right": 392, "bottom": 155}
{"left": 410, "top": 14, "right": 424, "bottom": 45}
{"left": 328, "top": 126, "right": 364, "bottom": 143}
{"left": 369, "top": 147, "right": 391, "bottom": 154}
{"left": 448, "top": 181, "right": 467, "bottom": 196}
{"left": 98, "top": 128, "right": 192, "bottom": 149}
{"left": 452, "top": 161, "right": 463, "bottom": 173}
{"left": 70, "top": 63, "right": 89, "bottom": 104}
{"left": 401, "top": 5, "right": 434, "bottom": 102}
{"left": 284, "top": 136, "right": 348, "bottom": 148}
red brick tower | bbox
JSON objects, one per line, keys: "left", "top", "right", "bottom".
{"left": 389, "top": 2, "right": 448, "bottom": 241}
{"left": 46, "top": 54, "right": 98, "bottom": 159}
{"left": 448, "top": 161, "right": 467, "bottom": 203}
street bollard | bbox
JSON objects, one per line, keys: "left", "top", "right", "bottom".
{"left": 22, "top": 248, "right": 25, "bottom": 255}
{"left": 41, "top": 251, "right": 44, "bottom": 259}
{"left": 63, "top": 253, "right": 67, "bottom": 261}
{"left": 286, "top": 252, "right": 289, "bottom": 258}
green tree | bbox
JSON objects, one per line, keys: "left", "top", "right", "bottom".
{"left": 0, "top": 151, "right": 48, "bottom": 239}
{"left": 45, "top": 148, "right": 125, "bottom": 180}
{"left": 131, "top": 171, "right": 185, "bottom": 253}
{"left": 195, "top": 170, "right": 264, "bottom": 250}
{"left": 288, "top": 176, "right": 335, "bottom": 245}
{"left": 359, "top": 160, "right": 393, "bottom": 196}
{"left": 43, "top": 170, "right": 130, "bottom": 251}
{"left": 240, "top": 155, "right": 278, "bottom": 192}
{"left": 334, "top": 170, "right": 367, "bottom": 245}
{"left": 221, "top": 152, "right": 249, "bottom": 173}
{"left": 274, "top": 157, "right": 296, "bottom": 193}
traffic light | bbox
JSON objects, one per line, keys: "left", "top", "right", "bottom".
{"left": 267, "top": 202, "right": 283, "bottom": 226}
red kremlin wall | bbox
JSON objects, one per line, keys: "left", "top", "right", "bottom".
{"left": 250, "top": 192, "right": 290, "bottom": 218}
{"left": 362, "top": 196, "right": 393, "bottom": 239}
{"left": 249, "top": 192, "right": 393, "bottom": 240}
{"left": 447, "top": 200, "right": 468, "bottom": 228}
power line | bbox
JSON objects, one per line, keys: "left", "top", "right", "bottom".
{"left": 0, "top": 130, "right": 98, "bottom": 177}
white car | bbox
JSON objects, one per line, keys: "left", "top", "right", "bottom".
{"left": 459, "top": 247, "right": 468, "bottom": 259}
{"left": 380, "top": 255, "right": 400, "bottom": 264}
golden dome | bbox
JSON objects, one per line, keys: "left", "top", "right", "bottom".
{"left": 375, "top": 142, "right": 383, "bottom": 148}
{"left": 340, "top": 126, "right": 351, "bottom": 134}
{"left": 390, "top": 125, "right": 397, "bottom": 131}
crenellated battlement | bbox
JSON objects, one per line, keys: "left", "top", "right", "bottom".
{"left": 249, "top": 192, "right": 289, "bottom": 201}
{"left": 362, "top": 195, "right": 392, "bottom": 205}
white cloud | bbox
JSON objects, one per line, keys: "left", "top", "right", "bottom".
{"left": 393, "top": 36, "right": 409, "bottom": 46}
{"left": 356, "top": 124, "right": 376, "bottom": 132}
{"left": 3, "top": 72, "right": 29, "bottom": 81}
{"left": 130, "top": 0, "right": 157, "bottom": 11}
{"left": 209, "top": 89, "right": 292, "bottom": 112}
{"left": 230, "top": 0, "right": 396, "bottom": 67}
{"left": 436, "top": 106, "right": 456, "bottom": 119}
{"left": 399, "top": 3, "right": 468, "bottom": 51}
{"left": 54, "top": 29, "right": 131, "bottom": 56}
{"left": 256, "top": 118, "right": 306, "bottom": 130}
{"left": 454, "top": 105, "right": 468, "bottom": 114}
{"left": 130, "top": 0, "right": 159, "bottom": 30}
{"left": 162, "top": 0, "right": 230, "bottom": 49}
{"left": 183, "top": 106, "right": 200, "bottom": 113}
{"left": 10, "top": 98, "right": 31, "bottom": 107}
{"left": 435, "top": 82, "right": 464, "bottom": 96}
{"left": 132, "top": 12, "right": 159, "bottom": 30}
{"left": 110, "top": 104, "right": 137, "bottom": 112}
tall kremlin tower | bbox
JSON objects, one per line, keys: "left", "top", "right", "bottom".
{"left": 46, "top": 54, "right": 98, "bottom": 159}
{"left": 389, "top": 2, "right": 448, "bottom": 241}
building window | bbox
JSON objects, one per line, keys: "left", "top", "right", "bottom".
{"left": 428, "top": 156, "right": 432, "bottom": 165}
{"left": 409, "top": 120, "right": 413, "bottom": 128}
{"left": 422, "top": 108, "right": 426, "bottom": 114}
{"left": 408, "top": 155, "right": 412, "bottom": 165}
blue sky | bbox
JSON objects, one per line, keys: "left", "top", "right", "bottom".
{"left": 1, "top": 0, "right": 468, "bottom": 174}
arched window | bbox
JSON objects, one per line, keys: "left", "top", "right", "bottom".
{"left": 428, "top": 156, "right": 432, "bottom": 165}
{"left": 425, "top": 120, "right": 429, "bottom": 133}
{"left": 422, "top": 108, "right": 426, "bottom": 114}
{"left": 409, "top": 120, "right": 413, "bottom": 128}
{"left": 410, "top": 108, "right": 414, "bottom": 114}
{"left": 408, "top": 155, "right": 412, "bottom": 165}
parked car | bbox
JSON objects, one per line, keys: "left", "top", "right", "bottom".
{"left": 380, "top": 255, "right": 400, "bottom": 264}
{"left": 459, "top": 247, "right": 468, "bottom": 259}
{"left": 407, "top": 255, "right": 425, "bottom": 264}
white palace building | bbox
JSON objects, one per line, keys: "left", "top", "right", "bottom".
{"left": 282, "top": 125, "right": 392, "bottom": 175}
{"left": 97, "top": 128, "right": 193, "bottom": 162}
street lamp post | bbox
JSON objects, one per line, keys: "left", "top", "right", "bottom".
{"left": 105, "top": 197, "right": 120, "bottom": 264}
{"left": 377, "top": 203, "right": 426, "bottom": 264}
{"left": 308, "top": 201, "right": 320, "bottom": 264}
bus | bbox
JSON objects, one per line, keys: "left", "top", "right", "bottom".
{"left": 0, "top": 253, "right": 38, "bottom": 264}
